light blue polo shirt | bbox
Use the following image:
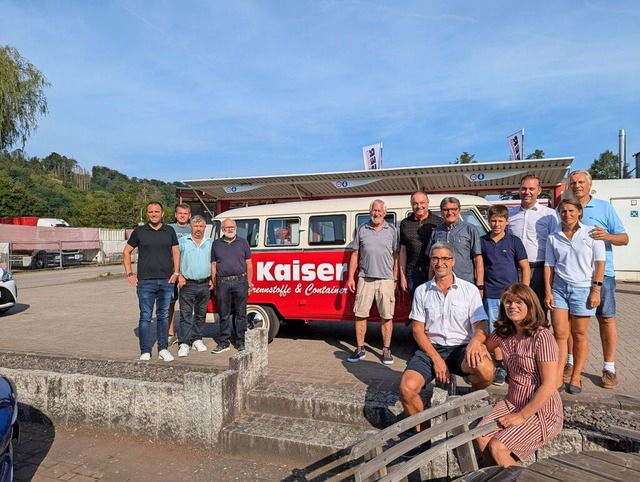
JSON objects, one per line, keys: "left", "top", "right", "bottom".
{"left": 179, "top": 235, "right": 213, "bottom": 280}
{"left": 582, "top": 196, "right": 626, "bottom": 277}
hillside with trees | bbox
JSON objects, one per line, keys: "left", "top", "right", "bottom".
{"left": 0, "top": 148, "right": 183, "bottom": 227}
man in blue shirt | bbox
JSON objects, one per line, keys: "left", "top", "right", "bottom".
{"left": 176, "top": 215, "right": 213, "bottom": 357}
{"left": 168, "top": 203, "right": 192, "bottom": 346}
{"left": 427, "top": 197, "right": 484, "bottom": 286}
{"left": 211, "top": 218, "right": 254, "bottom": 353}
{"left": 569, "top": 170, "right": 629, "bottom": 389}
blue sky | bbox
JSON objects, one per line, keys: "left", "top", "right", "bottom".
{"left": 2, "top": 1, "right": 639, "bottom": 183}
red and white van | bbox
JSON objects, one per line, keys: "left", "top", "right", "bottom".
{"left": 209, "top": 194, "right": 491, "bottom": 341}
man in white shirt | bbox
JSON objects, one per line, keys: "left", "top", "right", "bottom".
{"left": 399, "top": 242, "right": 493, "bottom": 440}
{"left": 508, "top": 175, "right": 558, "bottom": 309}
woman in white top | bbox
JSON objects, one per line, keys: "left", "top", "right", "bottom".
{"left": 544, "top": 198, "right": 605, "bottom": 394}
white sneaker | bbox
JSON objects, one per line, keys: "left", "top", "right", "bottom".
{"left": 178, "top": 343, "right": 190, "bottom": 357}
{"left": 139, "top": 353, "right": 151, "bottom": 361}
{"left": 158, "top": 349, "right": 174, "bottom": 362}
{"left": 192, "top": 340, "right": 207, "bottom": 352}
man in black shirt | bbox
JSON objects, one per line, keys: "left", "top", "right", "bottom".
{"left": 399, "top": 191, "right": 443, "bottom": 295}
{"left": 123, "top": 202, "right": 180, "bottom": 362}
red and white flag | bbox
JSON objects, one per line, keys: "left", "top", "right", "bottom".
{"left": 362, "top": 143, "right": 383, "bottom": 170}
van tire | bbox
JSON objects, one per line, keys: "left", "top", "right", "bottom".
{"left": 247, "top": 304, "right": 280, "bottom": 343}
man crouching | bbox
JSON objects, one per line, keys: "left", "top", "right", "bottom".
{"left": 399, "top": 242, "right": 494, "bottom": 439}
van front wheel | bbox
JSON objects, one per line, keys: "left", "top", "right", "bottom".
{"left": 246, "top": 305, "right": 280, "bottom": 343}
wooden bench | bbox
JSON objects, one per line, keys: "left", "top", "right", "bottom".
{"left": 303, "top": 389, "right": 498, "bottom": 482}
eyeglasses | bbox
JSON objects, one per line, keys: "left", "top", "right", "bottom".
{"left": 442, "top": 208, "right": 459, "bottom": 213}
{"left": 431, "top": 256, "right": 453, "bottom": 263}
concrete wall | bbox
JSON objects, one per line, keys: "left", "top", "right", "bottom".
{"left": 4, "top": 328, "right": 268, "bottom": 448}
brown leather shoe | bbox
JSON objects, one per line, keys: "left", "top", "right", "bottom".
{"left": 602, "top": 370, "right": 618, "bottom": 389}
{"left": 563, "top": 363, "right": 573, "bottom": 383}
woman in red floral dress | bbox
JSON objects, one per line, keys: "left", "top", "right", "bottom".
{"left": 476, "top": 283, "right": 563, "bottom": 467}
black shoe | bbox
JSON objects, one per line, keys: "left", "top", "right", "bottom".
{"left": 211, "top": 343, "right": 230, "bottom": 354}
{"left": 237, "top": 343, "right": 246, "bottom": 352}
{"left": 347, "top": 347, "right": 366, "bottom": 362}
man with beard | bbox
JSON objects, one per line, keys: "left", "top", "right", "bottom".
{"left": 211, "top": 218, "right": 254, "bottom": 353}
{"left": 347, "top": 199, "right": 399, "bottom": 365}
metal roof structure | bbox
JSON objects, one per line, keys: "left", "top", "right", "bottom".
{"left": 182, "top": 157, "right": 573, "bottom": 202}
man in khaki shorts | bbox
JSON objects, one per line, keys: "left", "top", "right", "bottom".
{"left": 347, "top": 199, "right": 399, "bottom": 365}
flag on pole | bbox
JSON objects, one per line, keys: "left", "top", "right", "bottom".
{"left": 507, "top": 129, "right": 524, "bottom": 160}
{"left": 362, "top": 143, "right": 383, "bottom": 170}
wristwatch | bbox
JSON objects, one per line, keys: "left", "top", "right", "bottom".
{"left": 173, "top": 272, "right": 180, "bottom": 276}
{"left": 476, "top": 285, "right": 485, "bottom": 290}
{"left": 126, "top": 272, "right": 134, "bottom": 277}
{"left": 592, "top": 280, "right": 603, "bottom": 286}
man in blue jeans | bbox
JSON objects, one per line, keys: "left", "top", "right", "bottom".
{"left": 176, "top": 215, "right": 213, "bottom": 357}
{"left": 211, "top": 218, "right": 254, "bottom": 353}
{"left": 123, "top": 201, "right": 180, "bottom": 362}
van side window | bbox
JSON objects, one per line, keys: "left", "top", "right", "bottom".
{"left": 309, "top": 215, "right": 346, "bottom": 246}
{"left": 235, "top": 219, "right": 260, "bottom": 247}
{"left": 266, "top": 218, "right": 300, "bottom": 246}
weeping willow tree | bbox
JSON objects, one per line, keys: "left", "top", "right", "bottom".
{"left": 0, "top": 45, "right": 51, "bottom": 150}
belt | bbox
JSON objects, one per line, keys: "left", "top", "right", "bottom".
{"left": 217, "top": 272, "right": 247, "bottom": 281}
{"left": 529, "top": 261, "right": 545, "bottom": 268}
{"left": 186, "top": 278, "right": 210, "bottom": 284}
{"left": 408, "top": 265, "right": 427, "bottom": 272}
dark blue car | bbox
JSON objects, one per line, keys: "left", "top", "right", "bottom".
{"left": 0, "top": 375, "right": 18, "bottom": 482}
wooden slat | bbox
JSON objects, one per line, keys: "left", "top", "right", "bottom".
{"left": 545, "top": 451, "right": 637, "bottom": 480}
{"left": 353, "top": 407, "right": 494, "bottom": 481}
{"left": 450, "top": 403, "right": 479, "bottom": 474}
{"left": 517, "top": 458, "right": 607, "bottom": 482}
{"left": 614, "top": 394, "right": 640, "bottom": 408}
{"left": 582, "top": 450, "right": 640, "bottom": 471}
{"left": 350, "top": 390, "right": 490, "bottom": 459}
{"left": 374, "top": 422, "right": 499, "bottom": 482}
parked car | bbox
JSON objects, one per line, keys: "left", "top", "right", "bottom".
{"left": 0, "top": 374, "right": 18, "bottom": 482}
{"left": 10, "top": 249, "right": 83, "bottom": 270}
{"left": 0, "top": 269, "right": 17, "bottom": 314}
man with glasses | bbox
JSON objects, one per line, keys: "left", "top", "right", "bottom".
{"left": 399, "top": 242, "right": 493, "bottom": 455}
{"left": 427, "top": 197, "right": 484, "bottom": 289}
{"left": 211, "top": 218, "right": 254, "bottom": 353}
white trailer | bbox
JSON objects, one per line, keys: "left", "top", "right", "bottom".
{"left": 589, "top": 179, "right": 640, "bottom": 281}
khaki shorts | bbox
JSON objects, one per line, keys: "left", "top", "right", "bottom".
{"left": 353, "top": 277, "right": 396, "bottom": 320}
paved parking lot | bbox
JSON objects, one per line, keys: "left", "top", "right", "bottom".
{"left": 2, "top": 265, "right": 640, "bottom": 480}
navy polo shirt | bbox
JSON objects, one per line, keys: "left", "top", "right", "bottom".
{"left": 480, "top": 232, "right": 528, "bottom": 299}
{"left": 127, "top": 223, "right": 178, "bottom": 280}
{"left": 211, "top": 236, "right": 252, "bottom": 277}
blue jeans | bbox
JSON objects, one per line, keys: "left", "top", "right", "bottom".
{"left": 179, "top": 281, "right": 211, "bottom": 345}
{"left": 215, "top": 277, "right": 249, "bottom": 345}
{"left": 483, "top": 298, "right": 501, "bottom": 334}
{"left": 137, "top": 278, "right": 174, "bottom": 354}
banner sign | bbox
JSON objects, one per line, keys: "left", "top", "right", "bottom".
{"left": 362, "top": 143, "right": 382, "bottom": 170}
{"left": 507, "top": 129, "right": 524, "bottom": 160}
{"left": 464, "top": 169, "right": 527, "bottom": 182}
{"left": 332, "top": 179, "right": 380, "bottom": 189}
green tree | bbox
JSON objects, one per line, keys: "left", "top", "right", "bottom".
{"left": 589, "top": 149, "right": 630, "bottom": 179}
{"left": 0, "top": 46, "right": 51, "bottom": 149}
{"left": 452, "top": 152, "right": 477, "bottom": 164}
{"left": 526, "top": 149, "right": 545, "bottom": 159}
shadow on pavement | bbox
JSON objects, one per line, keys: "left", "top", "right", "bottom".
{"left": 12, "top": 405, "right": 55, "bottom": 481}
